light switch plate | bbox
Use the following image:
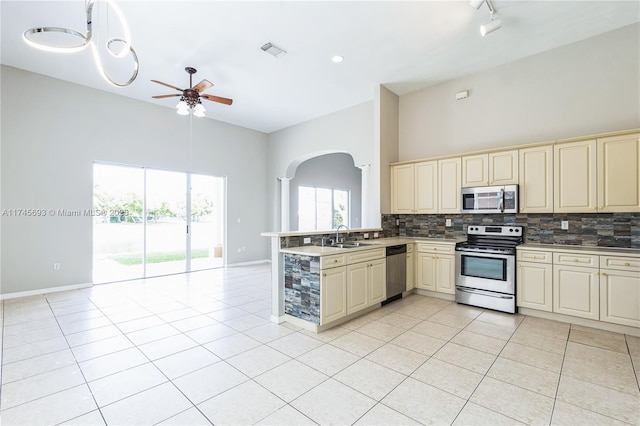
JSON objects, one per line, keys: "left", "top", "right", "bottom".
{"left": 303, "top": 237, "right": 311, "bottom": 244}
{"left": 445, "top": 218, "right": 452, "bottom": 227}
{"left": 374, "top": 232, "right": 379, "bottom": 238}
{"left": 561, "top": 220, "right": 569, "bottom": 230}
{"left": 363, "top": 233, "right": 369, "bottom": 239}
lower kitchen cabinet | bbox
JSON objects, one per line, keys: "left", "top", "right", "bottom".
{"left": 321, "top": 266, "right": 347, "bottom": 324}
{"left": 406, "top": 245, "right": 415, "bottom": 291}
{"left": 552, "top": 263, "right": 600, "bottom": 321}
{"left": 416, "top": 244, "right": 455, "bottom": 295}
{"left": 599, "top": 255, "right": 640, "bottom": 328}
{"left": 517, "top": 261, "right": 553, "bottom": 312}
{"left": 346, "top": 258, "right": 386, "bottom": 315}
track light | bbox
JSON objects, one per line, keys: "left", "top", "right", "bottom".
{"left": 480, "top": 17, "right": 502, "bottom": 36}
{"left": 470, "top": 0, "right": 484, "bottom": 10}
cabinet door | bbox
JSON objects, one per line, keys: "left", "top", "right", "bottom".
{"left": 415, "top": 160, "right": 438, "bottom": 213}
{"left": 553, "top": 265, "right": 599, "bottom": 320}
{"left": 406, "top": 252, "right": 415, "bottom": 291}
{"left": 321, "top": 267, "right": 347, "bottom": 324}
{"left": 435, "top": 255, "right": 455, "bottom": 294}
{"left": 600, "top": 269, "right": 640, "bottom": 327}
{"left": 416, "top": 253, "right": 436, "bottom": 291}
{"left": 346, "top": 262, "right": 369, "bottom": 315}
{"left": 517, "top": 261, "right": 553, "bottom": 312}
{"left": 368, "top": 258, "right": 387, "bottom": 305}
{"left": 462, "top": 154, "right": 488, "bottom": 187}
{"left": 489, "top": 150, "right": 519, "bottom": 185}
{"left": 391, "top": 164, "right": 415, "bottom": 214}
{"left": 597, "top": 133, "right": 640, "bottom": 213}
{"left": 554, "top": 139, "right": 597, "bottom": 212}
{"left": 438, "top": 157, "right": 462, "bottom": 213}
{"left": 519, "top": 145, "right": 553, "bottom": 213}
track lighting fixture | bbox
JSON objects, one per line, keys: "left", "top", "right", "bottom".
{"left": 480, "top": 15, "right": 502, "bottom": 36}
{"left": 470, "top": 0, "right": 484, "bottom": 10}
{"left": 470, "top": 0, "right": 501, "bottom": 36}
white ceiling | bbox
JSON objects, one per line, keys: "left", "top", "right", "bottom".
{"left": 1, "top": 1, "right": 639, "bottom": 133}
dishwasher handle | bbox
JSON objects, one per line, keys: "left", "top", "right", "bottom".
{"left": 386, "top": 244, "right": 407, "bottom": 256}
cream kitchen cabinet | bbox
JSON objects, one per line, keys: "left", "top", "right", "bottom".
{"left": 462, "top": 150, "right": 518, "bottom": 188}
{"left": 552, "top": 252, "right": 600, "bottom": 320}
{"left": 599, "top": 255, "right": 640, "bottom": 328}
{"left": 406, "top": 243, "right": 415, "bottom": 291}
{"left": 519, "top": 144, "right": 553, "bottom": 213}
{"left": 416, "top": 243, "right": 455, "bottom": 294}
{"left": 391, "top": 161, "right": 438, "bottom": 214}
{"left": 345, "top": 249, "right": 386, "bottom": 315}
{"left": 516, "top": 250, "right": 553, "bottom": 312}
{"left": 554, "top": 139, "right": 597, "bottom": 213}
{"left": 438, "top": 157, "right": 462, "bottom": 213}
{"left": 391, "top": 163, "right": 415, "bottom": 214}
{"left": 320, "top": 265, "right": 347, "bottom": 324}
{"left": 597, "top": 133, "right": 640, "bottom": 213}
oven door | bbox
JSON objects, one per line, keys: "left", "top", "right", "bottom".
{"left": 455, "top": 250, "right": 515, "bottom": 294}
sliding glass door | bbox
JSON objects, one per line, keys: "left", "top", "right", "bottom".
{"left": 92, "top": 163, "right": 225, "bottom": 283}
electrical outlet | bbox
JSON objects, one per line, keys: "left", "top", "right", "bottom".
{"left": 445, "top": 218, "right": 452, "bottom": 227}
{"left": 363, "top": 233, "right": 369, "bottom": 239}
{"left": 53, "top": 263, "right": 61, "bottom": 270}
{"left": 237, "top": 248, "right": 242, "bottom": 253}
{"left": 373, "top": 232, "right": 379, "bottom": 238}
{"left": 561, "top": 220, "right": 569, "bottom": 230}
{"left": 303, "top": 237, "right": 311, "bottom": 244}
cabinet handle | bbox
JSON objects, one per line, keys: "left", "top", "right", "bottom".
{"left": 601, "top": 272, "right": 607, "bottom": 276}
{"left": 573, "top": 259, "right": 579, "bottom": 262}
{"left": 334, "top": 259, "right": 338, "bottom": 263}
{"left": 599, "top": 206, "right": 603, "bottom": 209}
{"left": 591, "top": 206, "right": 597, "bottom": 210}
{"left": 323, "top": 273, "right": 326, "bottom": 277}
{"left": 625, "top": 262, "right": 631, "bottom": 266}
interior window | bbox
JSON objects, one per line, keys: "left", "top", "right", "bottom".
{"left": 298, "top": 186, "right": 350, "bottom": 231}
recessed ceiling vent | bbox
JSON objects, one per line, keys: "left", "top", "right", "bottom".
{"left": 261, "top": 42, "right": 287, "bottom": 58}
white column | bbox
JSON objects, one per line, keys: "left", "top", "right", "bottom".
{"left": 269, "top": 236, "right": 285, "bottom": 323}
{"left": 279, "top": 177, "right": 291, "bottom": 232}
{"left": 357, "top": 164, "right": 371, "bottom": 228}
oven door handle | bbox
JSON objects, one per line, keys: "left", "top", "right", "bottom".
{"left": 456, "top": 287, "right": 513, "bottom": 299}
{"left": 499, "top": 188, "right": 504, "bottom": 213}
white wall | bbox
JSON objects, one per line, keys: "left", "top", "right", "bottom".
{"left": 0, "top": 66, "right": 269, "bottom": 295}
{"left": 377, "top": 85, "right": 399, "bottom": 215}
{"left": 266, "top": 101, "right": 375, "bottom": 232}
{"left": 399, "top": 23, "right": 640, "bottom": 160}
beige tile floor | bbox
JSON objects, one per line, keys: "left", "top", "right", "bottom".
{"left": 0, "top": 263, "right": 639, "bottom": 425}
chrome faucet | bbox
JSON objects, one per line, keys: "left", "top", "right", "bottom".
{"left": 335, "top": 224, "right": 349, "bottom": 244}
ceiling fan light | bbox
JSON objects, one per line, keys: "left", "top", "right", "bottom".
{"left": 470, "top": 0, "right": 485, "bottom": 9}
{"left": 176, "top": 100, "right": 188, "bottom": 109}
{"left": 193, "top": 109, "right": 205, "bottom": 118}
{"left": 194, "top": 103, "right": 206, "bottom": 114}
{"left": 177, "top": 108, "right": 189, "bottom": 116}
{"left": 480, "top": 18, "right": 501, "bottom": 36}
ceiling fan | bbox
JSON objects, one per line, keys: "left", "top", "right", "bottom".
{"left": 151, "top": 67, "right": 233, "bottom": 116}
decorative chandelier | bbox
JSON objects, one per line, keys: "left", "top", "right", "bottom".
{"left": 23, "top": 0, "right": 139, "bottom": 87}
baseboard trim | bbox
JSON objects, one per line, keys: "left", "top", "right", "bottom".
{"left": 226, "top": 259, "right": 271, "bottom": 268}
{"left": 1, "top": 282, "right": 93, "bottom": 300}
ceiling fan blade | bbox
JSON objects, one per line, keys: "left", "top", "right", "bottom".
{"left": 192, "top": 79, "right": 213, "bottom": 93}
{"left": 152, "top": 94, "right": 181, "bottom": 99}
{"left": 201, "top": 94, "right": 233, "bottom": 105}
{"left": 151, "top": 80, "right": 183, "bottom": 92}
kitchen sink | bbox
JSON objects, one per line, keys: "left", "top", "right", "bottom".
{"left": 331, "top": 242, "right": 378, "bottom": 249}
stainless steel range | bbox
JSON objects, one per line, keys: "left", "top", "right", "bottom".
{"left": 455, "top": 225, "right": 523, "bottom": 314}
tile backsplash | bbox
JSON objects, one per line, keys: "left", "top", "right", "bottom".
{"left": 381, "top": 213, "right": 640, "bottom": 249}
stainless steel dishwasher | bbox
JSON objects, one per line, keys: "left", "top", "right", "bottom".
{"left": 383, "top": 244, "right": 407, "bottom": 305}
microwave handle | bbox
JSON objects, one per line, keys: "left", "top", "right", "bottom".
{"left": 499, "top": 188, "right": 504, "bottom": 213}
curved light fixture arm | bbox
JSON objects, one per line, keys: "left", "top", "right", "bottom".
{"left": 22, "top": 0, "right": 139, "bottom": 87}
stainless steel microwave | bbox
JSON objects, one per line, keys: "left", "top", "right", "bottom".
{"left": 461, "top": 185, "right": 518, "bottom": 214}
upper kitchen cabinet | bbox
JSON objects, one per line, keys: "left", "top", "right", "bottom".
{"left": 554, "top": 139, "right": 597, "bottom": 212}
{"left": 438, "top": 157, "right": 462, "bottom": 213}
{"left": 519, "top": 144, "right": 554, "bottom": 213}
{"left": 597, "top": 133, "right": 640, "bottom": 212}
{"left": 391, "top": 161, "right": 438, "bottom": 214}
{"left": 554, "top": 132, "right": 640, "bottom": 213}
{"left": 462, "top": 150, "right": 518, "bottom": 187}
{"left": 391, "top": 163, "right": 415, "bottom": 214}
